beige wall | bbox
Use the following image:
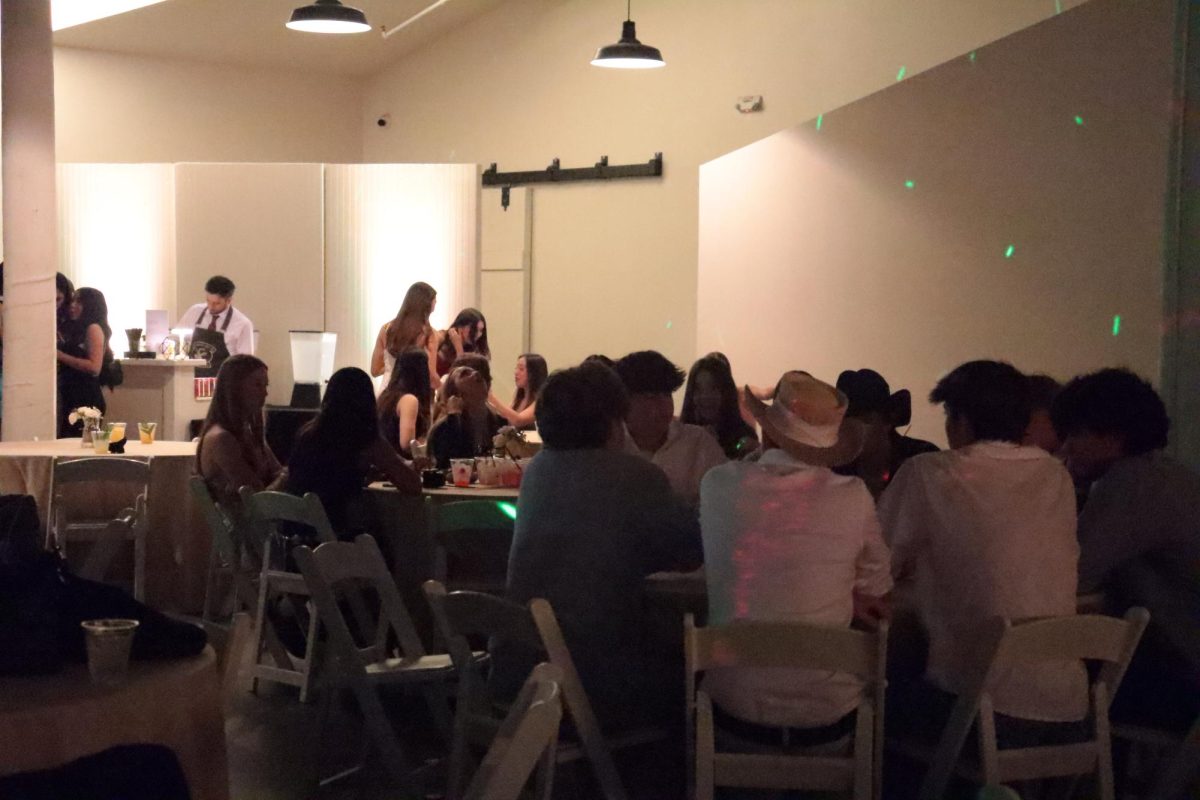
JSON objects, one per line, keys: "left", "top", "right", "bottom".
{"left": 53, "top": 47, "right": 364, "bottom": 163}
{"left": 361, "top": 0, "right": 1091, "bottom": 377}
{"left": 698, "top": 0, "right": 1174, "bottom": 445}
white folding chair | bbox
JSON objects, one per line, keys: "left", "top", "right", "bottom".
{"left": 464, "top": 662, "right": 563, "bottom": 800}
{"left": 193, "top": 476, "right": 258, "bottom": 622}
{"left": 894, "top": 608, "right": 1149, "bottom": 800}
{"left": 50, "top": 457, "right": 151, "bottom": 601}
{"left": 294, "top": 535, "right": 455, "bottom": 793}
{"left": 424, "top": 580, "right": 661, "bottom": 800}
{"left": 240, "top": 487, "right": 337, "bottom": 702}
{"left": 684, "top": 614, "right": 888, "bottom": 800}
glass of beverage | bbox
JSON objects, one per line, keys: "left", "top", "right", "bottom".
{"left": 81, "top": 619, "right": 139, "bottom": 685}
{"left": 107, "top": 422, "right": 126, "bottom": 444}
{"left": 138, "top": 422, "right": 157, "bottom": 444}
{"left": 450, "top": 458, "right": 474, "bottom": 488}
{"left": 476, "top": 457, "right": 499, "bottom": 486}
{"left": 92, "top": 429, "right": 111, "bottom": 455}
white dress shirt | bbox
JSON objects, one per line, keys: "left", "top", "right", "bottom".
{"left": 700, "top": 449, "right": 893, "bottom": 727}
{"left": 878, "top": 441, "right": 1088, "bottom": 722}
{"left": 628, "top": 419, "right": 726, "bottom": 506}
{"left": 176, "top": 303, "right": 255, "bottom": 356}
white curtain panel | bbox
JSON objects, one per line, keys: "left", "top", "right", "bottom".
{"left": 57, "top": 163, "right": 176, "bottom": 350}
{"left": 324, "top": 163, "right": 479, "bottom": 378}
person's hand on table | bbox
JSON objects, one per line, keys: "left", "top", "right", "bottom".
{"left": 852, "top": 591, "right": 892, "bottom": 630}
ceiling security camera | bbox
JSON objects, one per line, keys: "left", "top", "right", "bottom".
{"left": 377, "top": 114, "right": 391, "bottom": 128}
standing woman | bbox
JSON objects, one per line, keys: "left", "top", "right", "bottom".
{"left": 55, "top": 273, "right": 75, "bottom": 336}
{"left": 377, "top": 347, "right": 434, "bottom": 457}
{"left": 435, "top": 308, "right": 490, "bottom": 378}
{"left": 56, "top": 287, "right": 114, "bottom": 437}
{"left": 680, "top": 353, "right": 759, "bottom": 459}
{"left": 370, "top": 281, "right": 440, "bottom": 385}
{"left": 196, "top": 354, "right": 283, "bottom": 509}
{"left": 488, "top": 353, "right": 547, "bottom": 431}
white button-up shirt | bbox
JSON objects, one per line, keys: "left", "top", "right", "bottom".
{"left": 879, "top": 441, "right": 1088, "bottom": 722}
{"left": 628, "top": 419, "right": 726, "bottom": 506}
{"left": 176, "top": 303, "right": 255, "bottom": 356}
{"left": 700, "top": 449, "right": 893, "bottom": 727}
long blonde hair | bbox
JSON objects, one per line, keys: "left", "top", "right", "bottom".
{"left": 386, "top": 282, "right": 436, "bottom": 357}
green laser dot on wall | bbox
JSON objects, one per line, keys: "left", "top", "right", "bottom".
{"left": 1112, "top": 315, "right": 1121, "bottom": 336}
{"left": 968, "top": 51, "right": 977, "bottom": 64}
{"left": 1074, "top": 115, "right": 1085, "bottom": 126}
{"left": 1004, "top": 245, "right": 1015, "bottom": 258}
{"left": 896, "top": 66, "right": 906, "bottom": 81}
{"left": 815, "top": 114, "right": 823, "bottom": 131}
{"left": 904, "top": 180, "right": 915, "bottom": 189}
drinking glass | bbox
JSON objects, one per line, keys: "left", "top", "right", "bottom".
{"left": 107, "top": 422, "right": 126, "bottom": 443}
{"left": 450, "top": 459, "right": 474, "bottom": 488}
{"left": 81, "top": 619, "right": 139, "bottom": 685}
{"left": 138, "top": 422, "right": 157, "bottom": 444}
{"left": 92, "top": 430, "right": 111, "bottom": 455}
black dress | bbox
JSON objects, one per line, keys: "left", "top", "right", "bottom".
{"left": 428, "top": 410, "right": 504, "bottom": 469}
{"left": 57, "top": 322, "right": 107, "bottom": 437}
{"left": 285, "top": 429, "right": 370, "bottom": 537}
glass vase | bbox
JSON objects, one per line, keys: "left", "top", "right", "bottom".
{"left": 81, "top": 416, "right": 102, "bottom": 447}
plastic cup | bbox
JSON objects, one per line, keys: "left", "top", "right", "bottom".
{"left": 81, "top": 619, "right": 139, "bottom": 685}
{"left": 476, "top": 457, "right": 499, "bottom": 486}
{"left": 107, "top": 422, "right": 126, "bottom": 443}
{"left": 138, "top": 422, "right": 157, "bottom": 444}
{"left": 92, "top": 430, "right": 111, "bottom": 455}
{"left": 498, "top": 459, "right": 522, "bottom": 488}
{"left": 450, "top": 459, "right": 474, "bottom": 488}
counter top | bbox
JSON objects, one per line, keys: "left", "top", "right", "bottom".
{"left": 118, "top": 358, "right": 207, "bottom": 367}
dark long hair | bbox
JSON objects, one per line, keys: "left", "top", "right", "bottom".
{"left": 681, "top": 352, "right": 755, "bottom": 458}
{"left": 298, "top": 367, "right": 379, "bottom": 453}
{"left": 385, "top": 281, "right": 436, "bottom": 357}
{"left": 196, "top": 354, "right": 269, "bottom": 470}
{"left": 512, "top": 353, "right": 548, "bottom": 412}
{"left": 56, "top": 273, "right": 75, "bottom": 330}
{"left": 378, "top": 347, "right": 433, "bottom": 440}
{"left": 73, "top": 287, "right": 114, "bottom": 364}
{"left": 439, "top": 307, "right": 490, "bottom": 361}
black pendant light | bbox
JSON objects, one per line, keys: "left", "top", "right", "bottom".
{"left": 591, "top": 0, "right": 664, "bottom": 69}
{"left": 287, "top": 0, "right": 371, "bottom": 34}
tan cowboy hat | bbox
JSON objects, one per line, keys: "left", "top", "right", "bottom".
{"left": 743, "top": 371, "right": 865, "bottom": 467}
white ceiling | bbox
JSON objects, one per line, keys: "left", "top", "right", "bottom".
{"left": 53, "top": 0, "right": 507, "bottom": 78}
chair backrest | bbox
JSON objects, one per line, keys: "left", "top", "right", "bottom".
{"left": 54, "top": 457, "right": 151, "bottom": 486}
{"left": 918, "top": 608, "right": 1150, "bottom": 800}
{"left": 424, "top": 581, "right": 543, "bottom": 676}
{"left": 294, "top": 535, "right": 428, "bottom": 677}
{"left": 463, "top": 662, "right": 563, "bottom": 800}
{"left": 240, "top": 488, "right": 338, "bottom": 545}
{"left": 684, "top": 614, "right": 889, "bottom": 800}
{"left": 190, "top": 475, "right": 240, "bottom": 565}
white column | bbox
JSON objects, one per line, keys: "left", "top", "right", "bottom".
{"left": 1, "top": 0, "right": 59, "bottom": 441}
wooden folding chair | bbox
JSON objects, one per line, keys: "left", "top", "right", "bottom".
{"left": 427, "top": 498, "right": 515, "bottom": 594}
{"left": 463, "top": 662, "right": 563, "bottom": 800}
{"left": 897, "top": 608, "right": 1149, "bottom": 800}
{"left": 50, "top": 457, "right": 150, "bottom": 600}
{"left": 240, "top": 488, "right": 338, "bottom": 702}
{"left": 293, "top": 535, "right": 455, "bottom": 793}
{"left": 424, "top": 580, "right": 660, "bottom": 800}
{"left": 684, "top": 614, "right": 888, "bottom": 800}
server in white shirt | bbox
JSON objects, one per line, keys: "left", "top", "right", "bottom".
{"left": 175, "top": 275, "right": 255, "bottom": 372}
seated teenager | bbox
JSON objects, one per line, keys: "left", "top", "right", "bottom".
{"left": 615, "top": 350, "right": 726, "bottom": 506}
{"left": 1053, "top": 368, "right": 1200, "bottom": 732}
{"left": 681, "top": 353, "right": 759, "bottom": 459}
{"left": 288, "top": 367, "right": 421, "bottom": 535}
{"left": 427, "top": 365, "right": 503, "bottom": 468}
{"left": 377, "top": 347, "right": 433, "bottom": 457}
{"left": 879, "top": 360, "right": 1087, "bottom": 744}
{"left": 488, "top": 353, "right": 547, "bottom": 430}
{"left": 1024, "top": 373, "right": 1062, "bottom": 453}
{"left": 701, "top": 371, "right": 891, "bottom": 747}
{"left": 196, "top": 354, "right": 282, "bottom": 509}
{"left": 834, "top": 368, "right": 938, "bottom": 498}
{"left": 500, "top": 361, "right": 703, "bottom": 730}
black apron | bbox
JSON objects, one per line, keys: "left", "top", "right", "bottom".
{"left": 190, "top": 308, "right": 233, "bottom": 378}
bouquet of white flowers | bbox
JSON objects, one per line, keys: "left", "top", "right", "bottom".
{"left": 492, "top": 426, "right": 538, "bottom": 460}
{"left": 67, "top": 406, "right": 103, "bottom": 425}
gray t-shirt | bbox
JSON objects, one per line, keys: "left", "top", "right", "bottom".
{"left": 1078, "top": 453, "right": 1200, "bottom": 667}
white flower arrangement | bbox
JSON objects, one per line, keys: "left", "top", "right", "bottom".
{"left": 67, "top": 406, "right": 103, "bottom": 425}
{"left": 493, "top": 426, "right": 538, "bottom": 459}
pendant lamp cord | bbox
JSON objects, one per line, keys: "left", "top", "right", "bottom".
{"left": 626, "top": 0, "right": 631, "bottom": 21}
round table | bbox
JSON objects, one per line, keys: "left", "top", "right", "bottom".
{"left": 0, "top": 647, "right": 228, "bottom": 800}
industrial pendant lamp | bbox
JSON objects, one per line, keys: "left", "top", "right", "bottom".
{"left": 591, "top": 0, "right": 664, "bottom": 69}
{"left": 286, "top": 0, "right": 371, "bottom": 34}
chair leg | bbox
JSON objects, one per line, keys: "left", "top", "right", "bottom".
{"left": 133, "top": 529, "right": 146, "bottom": 602}
{"left": 422, "top": 682, "right": 454, "bottom": 744}
{"left": 298, "top": 598, "right": 321, "bottom": 704}
{"left": 351, "top": 682, "right": 419, "bottom": 790}
{"left": 1095, "top": 686, "right": 1115, "bottom": 800}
